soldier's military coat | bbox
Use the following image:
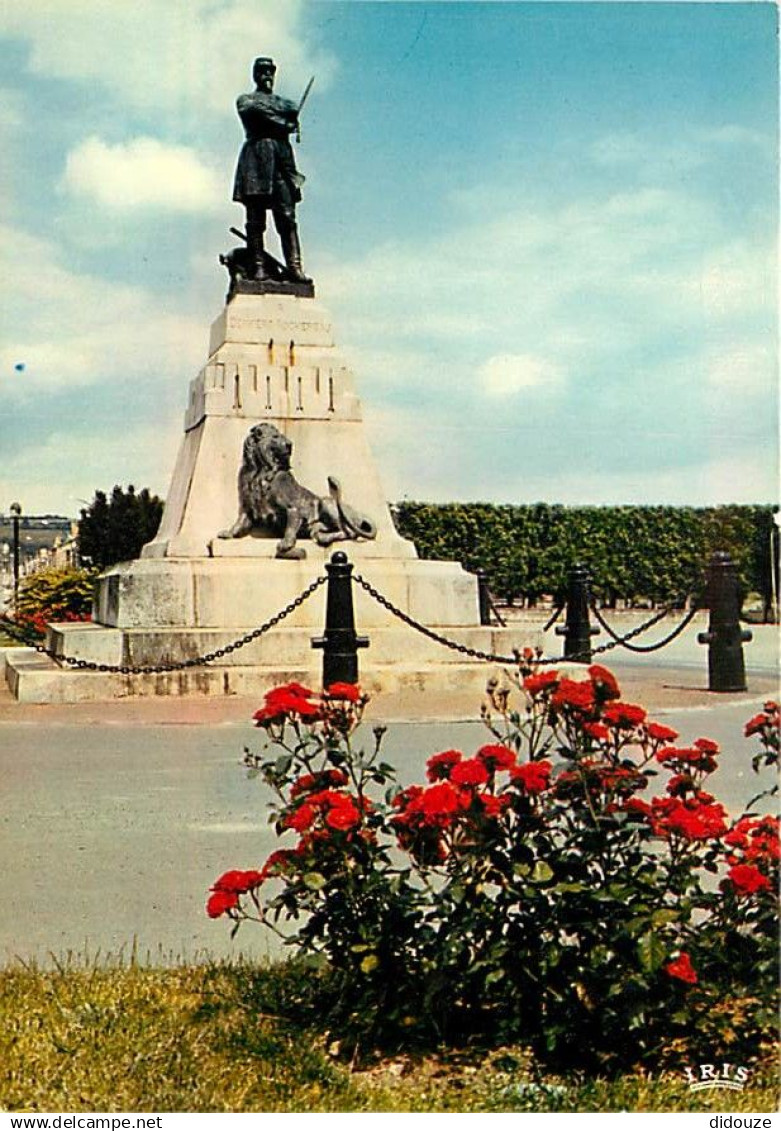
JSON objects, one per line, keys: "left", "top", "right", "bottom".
{"left": 232, "top": 90, "right": 304, "bottom": 204}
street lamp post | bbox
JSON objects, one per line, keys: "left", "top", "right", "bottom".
{"left": 10, "top": 502, "right": 21, "bottom": 613}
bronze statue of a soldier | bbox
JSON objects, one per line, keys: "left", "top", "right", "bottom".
{"left": 233, "top": 57, "right": 310, "bottom": 284}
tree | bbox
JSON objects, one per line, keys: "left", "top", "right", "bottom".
{"left": 79, "top": 485, "right": 164, "bottom": 569}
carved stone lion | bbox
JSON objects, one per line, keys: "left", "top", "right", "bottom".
{"left": 218, "top": 422, "right": 377, "bottom": 559}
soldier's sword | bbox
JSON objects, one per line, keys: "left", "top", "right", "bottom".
{"left": 298, "top": 75, "right": 315, "bottom": 113}
{"left": 295, "top": 75, "right": 315, "bottom": 142}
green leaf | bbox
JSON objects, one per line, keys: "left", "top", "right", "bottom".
{"left": 303, "top": 872, "right": 327, "bottom": 890}
{"left": 300, "top": 953, "right": 329, "bottom": 972}
{"left": 651, "top": 908, "right": 679, "bottom": 927}
{"left": 274, "top": 753, "right": 293, "bottom": 776}
{"left": 531, "top": 861, "right": 554, "bottom": 883}
{"left": 636, "top": 930, "right": 666, "bottom": 974}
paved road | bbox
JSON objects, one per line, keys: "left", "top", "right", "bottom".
{"left": 0, "top": 692, "right": 776, "bottom": 969}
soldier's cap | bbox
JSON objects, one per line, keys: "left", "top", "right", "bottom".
{"left": 253, "top": 57, "right": 276, "bottom": 72}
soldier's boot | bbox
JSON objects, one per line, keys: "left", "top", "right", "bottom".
{"left": 280, "top": 225, "right": 311, "bottom": 283}
{"left": 245, "top": 222, "right": 267, "bottom": 280}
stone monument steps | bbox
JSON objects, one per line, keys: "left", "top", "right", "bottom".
{"left": 45, "top": 622, "right": 526, "bottom": 670}
{"left": 5, "top": 648, "right": 506, "bottom": 705}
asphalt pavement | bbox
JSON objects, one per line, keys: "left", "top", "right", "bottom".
{"left": 0, "top": 616, "right": 777, "bottom": 968}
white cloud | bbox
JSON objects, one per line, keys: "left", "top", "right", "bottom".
{"left": 589, "top": 125, "right": 775, "bottom": 182}
{"left": 0, "top": 421, "right": 182, "bottom": 516}
{"left": 480, "top": 354, "right": 564, "bottom": 398}
{"left": 590, "top": 132, "right": 703, "bottom": 177}
{"left": 508, "top": 452, "right": 780, "bottom": 508}
{"left": 0, "top": 86, "right": 24, "bottom": 131}
{"left": 365, "top": 402, "right": 778, "bottom": 507}
{"left": 0, "top": 223, "right": 206, "bottom": 391}
{"left": 694, "top": 240, "right": 777, "bottom": 318}
{"left": 63, "top": 136, "right": 222, "bottom": 213}
{"left": 0, "top": 0, "right": 335, "bottom": 119}
{"left": 700, "top": 125, "right": 774, "bottom": 153}
{"left": 705, "top": 344, "right": 776, "bottom": 394}
{"left": 322, "top": 179, "right": 774, "bottom": 392}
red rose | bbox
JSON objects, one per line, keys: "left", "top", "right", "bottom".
{"left": 478, "top": 792, "right": 510, "bottom": 818}
{"left": 588, "top": 664, "right": 621, "bottom": 700}
{"left": 274, "top": 681, "right": 316, "bottom": 700}
{"left": 744, "top": 712, "right": 767, "bottom": 737}
{"left": 211, "top": 869, "right": 263, "bottom": 894}
{"left": 623, "top": 797, "right": 652, "bottom": 820}
{"left": 426, "top": 749, "right": 463, "bottom": 782}
{"left": 583, "top": 721, "right": 610, "bottom": 742}
{"left": 325, "top": 799, "right": 361, "bottom": 831}
{"left": 291, "top": 770, "right": 348, "bottom": 797}
{"left": 285, "top": 802, "right": 317, "bottom": 833}
{"left": 664, "top": 952, "right": 698, "bottom": 985}
{"left": 420, "top": 782, "right": 469, "bottom": 821}
{"left": 476, "top": 744, "right": 517, "bottom": 773}
{"left": 523, "top": 670, "right": 560, "bottom": 696}
{"left": 656, "top": 745, "right": 717, "bottom": 774}
{"left": 550, "top": 678, "right": 596, "bottom": 713}
{"left": 725, "top": 863, "right": 772, "bottom": 895}
{"left": 646, "top": 722, "right": 680, "bottom": 743}
{"left": 262, "top": 683, "right": 322, "bottom": 720}
{"left": 661, "top": 800, "right": 727, "bottom": 841}
{"left": 450, "top": 758, "right": 490, "bottom": 787}
{"left": 392, "top": 785, "right": 423, "bottom": 811}
{"left": 324, "top": 682, "right": 362, "bottom": 702}
{"left": 724, "top": 817, "right": 752, "bottom": 850}
{"left": 253, "top": 703, "right": 286, "bottom": 725}
{"left": 510, "top": 760, "right": 552, "bottom": 795}
{"left": 602, "top": 702, "right": 647, "bottom": 728}
{"left": 206, "top": 890, "right": 239, "bottom": 919}
{"left": 665, "top": 772, "right": 694, "bottom": 797}
{"left": 261, "top": 849, "right": 294, "bottom": 879}
{"left": 694, "top": 737, "right": 719, "bottom": 755}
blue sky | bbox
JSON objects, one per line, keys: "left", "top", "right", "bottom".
{"left": 0, "top": 1, "right": 777, "bottom": 516}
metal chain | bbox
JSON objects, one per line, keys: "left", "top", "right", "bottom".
{"left": 353, "top": 572, "right": 692, "bottom": 667}
{"left": 541, "top": 602, "right": 564, "bottom": 633}
{"left": 590, "top": 602, "right": 700, "bottom": 653}
{"left": 0, "top": 574, "right": 327, "bottom": 675}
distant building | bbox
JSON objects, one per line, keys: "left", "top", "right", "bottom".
{"left": 0, "top": 514, "right": 75, "bottom": 576}
{"left": 51, "top": 523, "right": 81, "bottom": 569}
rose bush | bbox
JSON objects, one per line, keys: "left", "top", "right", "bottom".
{"left": 12, "top": 566, "right": 95, "bottom": 638}
{"left": 208, "top": 674, "right": 779, "bottom": 1069}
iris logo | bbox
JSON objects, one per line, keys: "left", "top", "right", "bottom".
{"left": 683, "top": 1063, "right": 750, "bottom": 1092}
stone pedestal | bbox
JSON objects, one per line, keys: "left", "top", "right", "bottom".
{"left": 143, "top": 291, "right": 413, "bottom": 561}
{"left": 6, "top": 288, "right": 500, "bottom": 702}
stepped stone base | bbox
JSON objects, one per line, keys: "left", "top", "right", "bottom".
{"left": 95, "top": 555, "right": 479, "bottom": 632}
{"left": 4, "top": 624, "right": 526, "bottom": 704}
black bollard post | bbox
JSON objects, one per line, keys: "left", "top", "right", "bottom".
{"left": 476, "top": 569, "right": 491, "bottom": 626}
{"left": 555, "top": 562, "right": 599, "bottom": 662}
{"left": 312, "top": 551, "right": 369, "bottom": 687}
{"left": 697, "top": 551, "right": 752, "bottom": 692}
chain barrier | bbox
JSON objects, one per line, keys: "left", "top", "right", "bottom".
{"left": 352, "top": 572, "right": 694, "bottom": 667}
{"left": 0, "top": 575, "right": 327, "bottom": 675}
{"left": 590, "top": 602, "right": 700, "bottom": 654}
{"left": 541, "top": 602, "right": 564, "bottom": 633}
{"left": 0, "top": 568, "right": 703, "bottom": 676}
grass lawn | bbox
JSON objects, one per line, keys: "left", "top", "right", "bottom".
{"left": 0, "top": 959, "right": 777, "bottom": 1114}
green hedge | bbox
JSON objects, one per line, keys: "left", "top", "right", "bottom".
{"left": 392, "top": 503, "right": 778, "bottom": 612}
